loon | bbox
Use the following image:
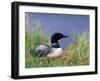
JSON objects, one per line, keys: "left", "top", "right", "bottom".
{"left": 30, "top": 32, "right": 68, "bottom": 58}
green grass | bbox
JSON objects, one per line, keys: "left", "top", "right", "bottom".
{"left": 25, "top": 25, "right": 50, "bottom": 68}
{"left": 25, "top": 25, "right": 89, "bottom": 68}
{"left": 70, "top": 33, "right": 89, "bottom": 65}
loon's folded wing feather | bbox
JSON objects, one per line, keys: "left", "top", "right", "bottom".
{"left": 31, "top": 44, "right": 52, "bottom": 57}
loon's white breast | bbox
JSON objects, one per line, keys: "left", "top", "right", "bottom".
{"left": 46, "top": 48, "right": 62, "bottom": 58}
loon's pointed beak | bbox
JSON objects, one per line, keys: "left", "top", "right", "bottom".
{"left": 63, "top": 35, "right": 69, "bottom": 38}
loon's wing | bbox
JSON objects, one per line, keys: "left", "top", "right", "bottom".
{"left": 31, "top": 44, "right": 52, "bottom": 57}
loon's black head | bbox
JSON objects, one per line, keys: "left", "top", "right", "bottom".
{"left": 51, "top": 32, "right": 68, "bottom": 48}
